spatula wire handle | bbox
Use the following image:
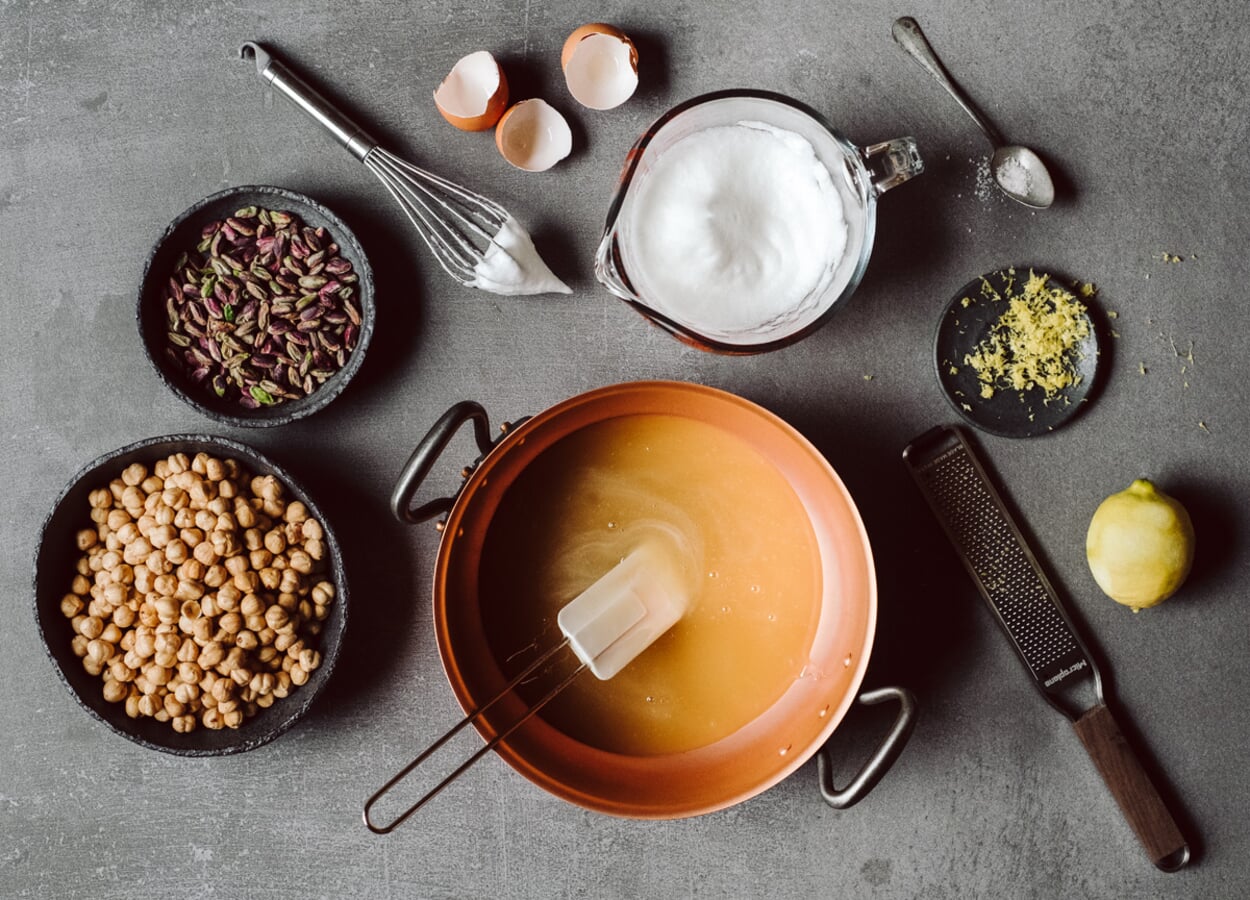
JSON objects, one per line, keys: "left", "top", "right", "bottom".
{"left": 362, "top": 637, "right": 584, "bottom": 834}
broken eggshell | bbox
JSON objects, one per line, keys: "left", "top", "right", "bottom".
{"left": 433, "top": 50, "right": 509, "bottom": 131}
{"left": 495, "top": 99, "right": 573, "bottom": 172}
{"left": 561, "top": 23, "right": 639, "bottom": 110}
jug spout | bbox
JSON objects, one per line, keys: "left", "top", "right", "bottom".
{"left": 593, "top": 228, "right": 635, "bottom": 304}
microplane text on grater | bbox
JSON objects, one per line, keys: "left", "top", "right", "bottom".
{"left": 902, "top": 424, "right": 1190, "bottom": 872}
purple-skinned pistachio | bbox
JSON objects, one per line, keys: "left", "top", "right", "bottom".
{"left": 203, "top": 293, "right": 224, "bottom": 319}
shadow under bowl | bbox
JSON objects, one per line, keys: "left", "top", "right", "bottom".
{"left": 33, "top": 434, "right": 349, "bottom": 756}
{"left": 137, "top": 185, "right": 375, "bottom": 428}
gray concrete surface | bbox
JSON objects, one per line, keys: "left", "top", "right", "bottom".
{"left": 3, "top": 0, "right": 1247, "bottom": 897}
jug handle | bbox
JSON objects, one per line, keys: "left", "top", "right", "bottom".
{"left": 862, "top": 138, "right": 924, "bottom": 196}
{"left": 817, "top": 685, "right": 918, "bottom": 809}
{"left": 390, "top": 401, "right": 495, "bottom": 524}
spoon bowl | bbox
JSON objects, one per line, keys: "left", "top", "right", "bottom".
{"left": 991, "top": 146, "right": 1055, "bottom": 209}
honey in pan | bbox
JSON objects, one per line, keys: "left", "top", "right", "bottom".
{"left": 478, "top": 413, "right": 822, "bottom": 756}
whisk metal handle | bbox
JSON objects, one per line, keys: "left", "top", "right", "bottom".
{"left": 240, "top": 41, "right": 378, "bottom": 161}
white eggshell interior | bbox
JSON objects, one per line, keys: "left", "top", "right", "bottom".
{"left": 498, "top": 100, "right": 573, "bottom": 171}
{"left": 434, "top": 50, "right": 502, "bottom": 117}
{"left": 565, "top": 33, "right": 638, "bottom": 110}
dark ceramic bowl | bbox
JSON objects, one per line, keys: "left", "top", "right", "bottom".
{"left": 33, "top": 435, "right": 348, "bottom": 755}
{"left": 138, "top": 185, "right": 375, "bottom": 428}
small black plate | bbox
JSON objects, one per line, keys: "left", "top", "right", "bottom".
{"left": 934, "top": 266, "right": 1104, "bottom": 438}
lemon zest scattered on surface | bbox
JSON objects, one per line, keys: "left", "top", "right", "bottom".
{"left": 963, "top": 270, "right": 1092, "bottom": 401}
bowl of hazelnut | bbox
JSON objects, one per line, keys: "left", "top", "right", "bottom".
{"left": 33, "top": 435, "right": 348, "bottom": 755}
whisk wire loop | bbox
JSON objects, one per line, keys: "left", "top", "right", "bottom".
{"left": 364, "top": 149, "right": 509, "bottom": 286}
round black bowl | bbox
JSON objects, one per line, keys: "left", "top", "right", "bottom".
{"left": 33, "top": 435, "right": 348, "bottom": 755}
{"left": 138, "top": 185, "right": 375, "bottom": 428}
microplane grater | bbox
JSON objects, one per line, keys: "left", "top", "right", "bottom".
{"left": 903, "top": 425, "right": 1190, "bottom": 872}
{"left": 903, "top": 427, "right": 1096, "bottom": 706}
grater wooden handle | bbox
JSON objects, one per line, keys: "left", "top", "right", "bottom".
{"left": 1072, "top": 704, "right": 1190, "bottom": 871}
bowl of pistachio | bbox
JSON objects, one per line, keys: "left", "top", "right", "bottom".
{"left": 137, "top": 185, "right": 375, "bottom": 427}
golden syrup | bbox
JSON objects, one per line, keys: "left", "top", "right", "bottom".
{"left": 478, "top": 413, "right": 821, "bottom": 755}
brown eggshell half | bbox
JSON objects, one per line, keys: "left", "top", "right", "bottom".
{"left": 561, "top": 23, "right": 639, "bottom": 110}
{"left": 433, "top": 50, "right": 509, "bottom": 131}
{"left": 494, "top": 99, "right": 573, "bottom": 172}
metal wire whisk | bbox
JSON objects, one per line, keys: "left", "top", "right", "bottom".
{"left": 240, "top": 42, "right": 508, "bottom": 287}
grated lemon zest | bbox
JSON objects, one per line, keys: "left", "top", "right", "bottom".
{"left": 963, "top": 270, "right": 1091, "bottom": 401}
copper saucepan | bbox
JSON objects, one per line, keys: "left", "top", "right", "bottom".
{"left": 389, "top": 381, "right": 914, "bottom": 819}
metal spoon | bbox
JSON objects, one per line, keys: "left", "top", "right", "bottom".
{"left": 892, "top": 16, "right": 1055, "bottom": 209}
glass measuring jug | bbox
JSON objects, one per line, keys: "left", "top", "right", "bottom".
{"left": 594, "top": 90, "right": 923, "bottom": 353}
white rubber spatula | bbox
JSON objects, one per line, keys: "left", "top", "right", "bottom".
{"left": 559, "top": 539, "right": 689, "bottom": 680}
{"left": 363, "top": 541, "right": 690, "bottom": 833}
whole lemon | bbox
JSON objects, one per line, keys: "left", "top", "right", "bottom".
{"left": 1085, "top": 479, "right": 1195, "bottom": 612}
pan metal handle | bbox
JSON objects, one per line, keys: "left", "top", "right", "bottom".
{"left": 390, "top": 401, "right": 495, "bottom": 524}
{"left": 818, "top": 685, "right": 917, "bottom": 809}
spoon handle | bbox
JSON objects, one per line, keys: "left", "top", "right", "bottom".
{"left": 891, "top": 17, "right": 1005, "bottom": 147}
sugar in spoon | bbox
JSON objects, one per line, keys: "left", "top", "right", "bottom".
{"left": 892, "top": 16, "right": 1055, "bottom": 209}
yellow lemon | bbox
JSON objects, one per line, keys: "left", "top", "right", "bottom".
{"left": 1085, "top": 479, "right": 1195, "bottom": 612}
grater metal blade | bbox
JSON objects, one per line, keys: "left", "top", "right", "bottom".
{"left": 903, "top": 424, "right": 1190, "bottom": 872}
{"left": 903, "top": 424, "right": 1100, "bottom": 717}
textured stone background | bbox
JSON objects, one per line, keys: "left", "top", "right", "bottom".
{"left": 2, "top": 0, "right": 1246, "bottom": 897}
